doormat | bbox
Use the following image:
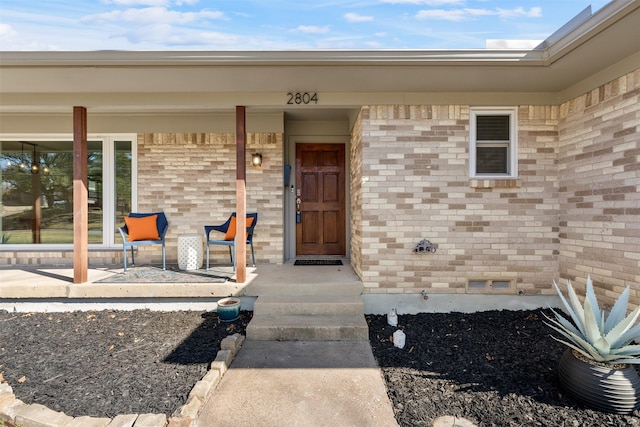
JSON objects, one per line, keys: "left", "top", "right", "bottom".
{"left": 294, "top": 259, "right": 343, "bottom": 266}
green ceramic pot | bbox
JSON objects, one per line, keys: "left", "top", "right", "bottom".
{"left": 217, "top": 297, "right": 241, "bottom": 322}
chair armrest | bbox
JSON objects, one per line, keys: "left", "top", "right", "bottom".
{"left": 118, "top": 227, "right": 128, "bottom": 243}
{"left": 204, "top": 224, "right": 227, "bottom": 240}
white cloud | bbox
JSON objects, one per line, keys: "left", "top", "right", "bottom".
{"left": 416, "top": 9, "right": 466, "bottom": 21}
{"left": 497, "top": 7, "right": 542, "bottom": 19}
{"left": 344, "top": 13, "right": 374, "bottom": 23}
{"left": 382, "top": 0, "right": 464, "bottom": 5}
{"left": 117, "top": 23, "right": 238, "bottom": 47}
{"left": 82, "top": 7, "right": 225, "bottom": 25}
{"left": 294, "top": 25, "right": 331, "bottom": 34}
{"left": 0, "top": 23, "right": 58, "bottom": 50}
{"left": 416, "top": 7, "right": 543, "bottom": 21}
{"left": 103, "top": 0, "right": 169, "bottom": 6}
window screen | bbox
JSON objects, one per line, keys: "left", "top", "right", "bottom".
{"left": 476, "top": 115, "right": 510, "bottom": 141}
{"left": 476, "top": 146, "right": 508, "bottom": 174}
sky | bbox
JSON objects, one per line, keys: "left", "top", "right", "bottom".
{"left": 0, "top": 0, "right": 612, "bottom": 51}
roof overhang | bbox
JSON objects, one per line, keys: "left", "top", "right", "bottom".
{"left": 0, "top": 0, "right": 638, "bottom": 118}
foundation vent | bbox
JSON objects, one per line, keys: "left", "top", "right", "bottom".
{"left": 467, "top": 279, "right": 514, "bottom": 294}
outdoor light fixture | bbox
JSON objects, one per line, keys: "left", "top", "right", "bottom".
{"left": 19, "top": 142, "right": 41, "bottom": 174}
{"left": 19, "top": 142, "right": 27, "bottom": 171}
{"left": 30, "top": 144, "right": 39, "bottom": 174}
{"left": 252, "top": 152, "right": 263, "bottom": 168}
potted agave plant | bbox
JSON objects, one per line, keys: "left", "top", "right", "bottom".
{"left": 544, "top": 275, "right": 640, "bottom": 414}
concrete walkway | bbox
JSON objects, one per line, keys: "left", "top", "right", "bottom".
{"left": 194, "top": 340, "right": 399, "bottom": 427}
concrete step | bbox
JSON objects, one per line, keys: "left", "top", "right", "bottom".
{"left": 248, "top": 281, "right": 363, "bottom": 297}
{"left": 246, "top": 314, "right": 369, "bottom": 341}
{"left": 253, "top": 295, "right": 364, "bottom": 316}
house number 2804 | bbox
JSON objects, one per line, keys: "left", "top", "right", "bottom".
{"left": 287, "top": 92, "right": 319, "bottom": 105}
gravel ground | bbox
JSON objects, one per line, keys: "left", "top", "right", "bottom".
{"left": 2, "top": 308, "right": 640, "bottom": 426}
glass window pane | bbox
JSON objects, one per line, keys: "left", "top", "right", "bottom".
{"left": 476, "top": 115, "right": 510, "bottom": 141}
{"left": 114, "top": 140, "right": 132, "bottom": 237}
{"left": 476, "top": 146, "right": 508, "bottom": 174}
{"left": 0, "top": 140, "right": 103, "bottom": 244}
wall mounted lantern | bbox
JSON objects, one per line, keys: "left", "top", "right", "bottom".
{"left": 251, "top": 153, "right": 263, "bottom": 168}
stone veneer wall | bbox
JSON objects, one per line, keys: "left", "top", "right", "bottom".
{"left": 558, "top": 69, "right": 640, "bottom": 307}
{"left": 136, "top": 132, "right": 284, "bottom": 267}
{"left": 351, "top": 105, "right": 560, "bottom": 295}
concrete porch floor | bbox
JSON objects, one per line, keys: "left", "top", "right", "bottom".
{"left": 0, "top": 260, "right": 362, "bottom": 307}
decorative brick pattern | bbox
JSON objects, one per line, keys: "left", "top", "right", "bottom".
{"left": 558, "top": 69, "right": 640, "bottom": 306}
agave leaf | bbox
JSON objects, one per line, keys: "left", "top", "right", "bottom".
{"left": 553, "top": 279, "right": 586, "bottom": 337}
{"left": 606, "top": 306, "right": 640, "bottom": 348}
{"left": 609, "top": 358, "right": 640, "bottom": 365}
{"left": 601, "top": 352, "right": 640, "bottom": 364}
{"left": 592, "top": 335, "right": 611, "bottom": 356}
{"left": 583, "top": 293, "right": 605, "bottom": 351}
{"left": 614, "top": 322, "right": 640, "bottom": 348}
{"left": 585, "top": 275, "right": 604, "bottom": 334}
{"left": 544, "top": 317, "right": 605, "bottom": 361}
{"left": 609, "top": 344, "right": 640, "bottom": 356}
{"left": 604, "top": 285, "right": 631, "bottom": 334}
{"left": 548, "top": 335, "right": 605, "bottom": 362}
{"left": 543, "top": 309, "right": 583, "bottom": 338}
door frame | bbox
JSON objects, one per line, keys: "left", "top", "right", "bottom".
{"left": 284, "top": 135, "right": 350, "bottom": 261}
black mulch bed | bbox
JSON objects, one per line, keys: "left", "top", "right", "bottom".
{"left": 2, "top": 309, "right": 640, "bottom": 426}
{"left": 0, "top": 310, "right": 251, "bottom": 418}
{"left": 367, "top": 309, "right": 640, "bottom": 427}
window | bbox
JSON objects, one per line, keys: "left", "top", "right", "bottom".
{"left": 0, "top": 134, "right": 135, "bottom": 248}
{"left": 469, "top": 107, "right": 517, "bottom": 178}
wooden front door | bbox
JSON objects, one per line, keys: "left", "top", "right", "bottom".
{"left": 295, "top": 143, "right": 346, "bottom": 256}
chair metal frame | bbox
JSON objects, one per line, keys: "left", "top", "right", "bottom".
{"left": 204, "top": 212, "right": 258, "bottom": 271}
{"left": 118, "top": 212, "right": 168, "bottom": 272}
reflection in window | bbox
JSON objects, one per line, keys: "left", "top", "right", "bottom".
{"left": 0, "top": 138, "right": 131, "bottom": 245}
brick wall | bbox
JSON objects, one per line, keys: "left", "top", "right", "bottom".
{"left": 132, "top": 132, "right": 284, "bottom": 267}
{"left": 0, "top": 250, "right": 122, "bottom": 267}
{"left": 351, "top": 105, "right": 560, "bottom": 295}
{"left": 558, "top": 69, "right": 640, "bottom": 306}
{"left": 350, "top": 111, "right": 364, "bottom": 278}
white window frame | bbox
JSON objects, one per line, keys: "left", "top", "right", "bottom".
{"left": 469, "top": 107, "right": 518, "bottom": 179}
{"left": 0, "top": 133, "right": 136, "bottom": 249}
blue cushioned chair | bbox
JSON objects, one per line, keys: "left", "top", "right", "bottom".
{"left": 204, "top": 212, "right": 258, "bottom": 271}
{"left": 118, "top": 212, "right": 168, "bottom": 272}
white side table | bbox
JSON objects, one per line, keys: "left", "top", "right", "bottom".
{"left": 177, "top": 234, "right": 203, "bottom": 270}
